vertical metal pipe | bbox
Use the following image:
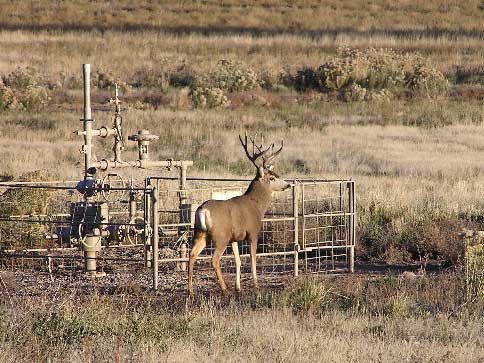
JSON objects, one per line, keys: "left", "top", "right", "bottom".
{"left": 152, "top": 182, "right": 159, "bottom": 290}
{"left": 292, "top": 182, "right": 299, "bottom": 277}
{"left": 143, "top": 179, "right": 152, "bottom": 268}
{"left": 347, "top": 180, "right": 355, "bottom": 273}
{"left": 179, "top": 165, "right": 188, "bottom": 207}
{"left": 82, "top": 64, "right": 92, "bottom": 178}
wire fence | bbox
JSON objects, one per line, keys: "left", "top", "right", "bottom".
{"left": 0, "top": 176, "right": 355, "bottom": 290}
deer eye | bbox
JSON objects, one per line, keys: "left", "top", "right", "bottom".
{"left": 269, "top": 176, "right": 276, "bottom": 181}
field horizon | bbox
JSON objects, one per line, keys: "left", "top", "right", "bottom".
{"left": 1, "top": 2, "right": 484, "bottom": 362}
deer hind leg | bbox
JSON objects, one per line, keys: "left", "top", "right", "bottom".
{"left": 187, "top": 231, "right": 207, "bottom": 296}
{"left": 231, "top": 241, "right": 241, "bottom": 292}
{"left": 212, "top": 243, "right": 228, "bottom": 292}
{"left": 250, "top": 238, "right": 259, "bottom": 289}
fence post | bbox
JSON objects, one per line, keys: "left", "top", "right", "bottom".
{"left": 151, "top": 182, "right": 159, "bottom": 290}
{"left": 347, "top": 180, "right": 355, "bottom": 273}
{"left": 144, "top": 179, "right": 152, "bottom": 268}
{"left": 293, "top": 182, "right": 299, "bottom": 277}
{"left": 178, "top": 165, "right": 189, "bottom": 272}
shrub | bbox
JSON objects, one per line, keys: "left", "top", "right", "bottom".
{"left": 406, "top": 63, "right": 449, "bottom": 97}
{"left": 95, "top": 69, "right": 130, "bottom": 92}
{"left": 343, "top": 82, "right": 367, "bottom": 101}
{"left": 279, "top": 279, "right": 333, "bottom": 314}
{"left": 289, "top": 48, "right": 448, "bottom": 100}
{"left": 59, "top": 72, "right": 83, "bottom": 89}
{"left": 358, "top": 202, "right": 466, "bottom": 266}
{"left": 0, "top": 82, "right": 19, "bottom": 110}
{"left": 191, "top": 86, "right": 230, "bottom": 108}
{"left": 0, "top": 170, "right": 53, "bottom": 250}
{"left": 200, "top": 59, "right": 258, "bottom": 93}
{"left": 318, "top": 58, "right": 355, "bottom": 90}
{"left": 293, "top": 66, "right": 319, "bottom": 91}
{"left": 258, "top": 68, "right": 280, "bottom": 90}
{"left": 19, "top": 85, "right": 50, "bottom": 111}
{"left": 2, "top": 67, "right": 38, "bottom": 89}
{"left": 169, "top": 65, "right": 198, "bottom": 88}
{"left": 131, "top": 68, "right": 169, "bottom": 90}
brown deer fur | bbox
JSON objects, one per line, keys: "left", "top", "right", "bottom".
{"left": 187, "top": 134, "right": 289, "bottom": 295}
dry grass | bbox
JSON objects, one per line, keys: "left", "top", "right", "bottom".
{"left": 0, "top": 273, "right": 483, "bottom": 363}
{"left": 0, "top": 0, "right": 483, "bottom": 34}
{"left": 0, "top": 30, "right": 483, "bottom": 80}
{"left": 1, "top": 2, "right": 484, "bottom": 359}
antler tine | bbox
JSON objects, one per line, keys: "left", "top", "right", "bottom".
{"left": 239, "top": 132, "right": 251, "bottom": 162}
{"left": 264, "top": 139, "right": 284, "bottom": 167}
{"left": 239, "top": 132, "right": 273, "bottom": 168}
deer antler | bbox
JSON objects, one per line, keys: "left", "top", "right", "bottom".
{"left": 262, "top": 140, "right": 284, "bottom": 169}
{"left": 239, "top": 132, "right": 272, "bottom": 168}
{"left": 239, "top": 132, "right": 284, "bottom": 170}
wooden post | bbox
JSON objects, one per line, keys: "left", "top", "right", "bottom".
{"left": 151, "top": 182, "right": 159, "bottom": 290}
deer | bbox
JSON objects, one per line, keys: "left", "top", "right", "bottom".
{"left": 187, "top": 133, "right": 290, "bottom": 296}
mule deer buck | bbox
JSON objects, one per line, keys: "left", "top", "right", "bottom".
{"left": 187, "top": 133, "right": 290, "bottom": 295}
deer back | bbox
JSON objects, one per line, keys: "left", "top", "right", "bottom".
{"left": 195, "top": 194, "right": 263, "bottom": 243}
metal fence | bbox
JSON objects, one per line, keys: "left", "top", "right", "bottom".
{"left": 0, "top": 176, "right": 355, "bottom": 290}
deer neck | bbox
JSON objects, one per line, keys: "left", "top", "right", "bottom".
{"left": 244, "top": 179, "right": 272, "bottom": 215}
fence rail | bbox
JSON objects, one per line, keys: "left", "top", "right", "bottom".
{"left": 0, "top": 176, "right": 355, "bottom": 290}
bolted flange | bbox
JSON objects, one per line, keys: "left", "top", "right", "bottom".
{"left": 128, "top": 129, "right": 159, "bottom": 160}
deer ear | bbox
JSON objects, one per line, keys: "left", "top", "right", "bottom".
{"left": 258, "top": 166, "right": 265, "bottom": 178}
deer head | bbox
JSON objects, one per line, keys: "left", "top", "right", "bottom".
{"left": 239, "top": 132, "right": 290, "bottom": 192}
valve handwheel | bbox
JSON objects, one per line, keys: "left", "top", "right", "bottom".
{"left": 100, "top": 173, "right": 128, "bottom": 202}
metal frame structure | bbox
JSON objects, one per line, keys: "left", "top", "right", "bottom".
{"left": 0, "top": 63, "right": 356, "bottom": 291}
{"left": 0, "top": 176, "right": 355, "bottom": 290}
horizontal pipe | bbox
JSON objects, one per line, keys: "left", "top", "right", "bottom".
{"left": 148, "top": 176, "right": 353, "bottom": 184}
{"left": 3, "top": 243, "right": 146, "bottom": 254}
{"left": 92, "top": 159, "right": 193, "bottom": 171}
{"left": 1, "top": 253, "right": 144, "bottom": 263}
{"left": 0, "top": 184, "right": 78, "bottom": 190}
{"left": 0, "top": 218, "right": 145, "bottom": 227}
{"left": 0, "top": 180, "right": 79, "bottom": 186}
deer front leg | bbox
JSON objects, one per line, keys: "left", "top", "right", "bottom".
{"left": 187, "top": 231, "right": 207, "bottom": 296}
{"left": 250, "top": 238, "right": 259, "bottom": 289}
{"left": 231, "top": 241, "right": 241, "bottom": 292}
{"left": 212, "top": 244, "right": 228, "bottom": 293}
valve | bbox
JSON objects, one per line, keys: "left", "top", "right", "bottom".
{"left": 128, "top": 129, "right": 159, "bottom": 161}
